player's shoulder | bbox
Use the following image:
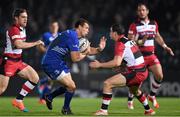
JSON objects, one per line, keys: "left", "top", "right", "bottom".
{"left": 8, "top": 24, "right": 20, "bottom": 32}
{"left": 43, "top": 32, "right": 51, "bottom": 37}
{"left": 149, "top": 19, "right": 158, "bottom": 25}
{"left": 118, "top": 37, "right": 129, "bottom": 44}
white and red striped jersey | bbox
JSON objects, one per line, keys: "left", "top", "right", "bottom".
{"left": 4, "top": 24, "right": 26, "bottom": 58}
{"left": 128, "top": 20, "right": 158, "bottom": 56}
{"left": 115, "top": 37, "right": 145, "bottom": 70}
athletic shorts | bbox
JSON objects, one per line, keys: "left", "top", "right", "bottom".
{"left": 42, "top": 60, "right": 70, "bottom": 80}
{"left": 123, "top": 67, "right": 148, "bottom": 87}
{"left": 144, "top": 54, "right": 160, "bottom": 67}
{"left": 3, "top": 58, "right": 28, "bottom": 77}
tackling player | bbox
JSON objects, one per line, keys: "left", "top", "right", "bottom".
{"left": 90, "top": 24, "right": 155, "bottom": 116}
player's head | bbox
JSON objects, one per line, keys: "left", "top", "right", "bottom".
{"left": 75, "top": 18, "right": 89, "bottom": 38}
{"left": 49, "top": 20, "right": 59, "bottom": 34}
{"left": 137, "top": 3, "right": 149, "bottom": 20}
{"left": 13, "top": 8, "right": 28, "bottom": 27}
{"left": 110, "top": 24, "right": 125, "bottom": 40}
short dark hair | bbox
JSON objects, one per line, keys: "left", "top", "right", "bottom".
{"left": 12, "top": 8, "right": 27, "bottom": 18}
{"left": 111, "top": 24, "right": 125, "bottom": 35}
{"left": 137, "top": 2, "right": 149, "bottom": 10}
{"left": 49, "top": 19, "right": 59, "bottom": 26}
{"left": 74, "top": 18, "right": 89, "bottom": 28}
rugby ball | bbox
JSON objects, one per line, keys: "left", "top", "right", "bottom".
{"left": 79, "top": 38, "right": 90, "bottom": 53}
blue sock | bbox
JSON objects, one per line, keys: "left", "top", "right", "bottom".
{"left": 63, "top": 91, "right": 74, "bottom": 109}
{"left": 42, "top": 85, "right": 51, "bottom": 99}
{"left": 48, "top": 87, "right": 67, "bottom": 101}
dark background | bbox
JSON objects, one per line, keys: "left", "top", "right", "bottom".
{"left": 0, "top": 0, "right": 180, "bottom": 97}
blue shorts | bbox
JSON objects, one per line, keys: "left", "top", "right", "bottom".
{"left": 42, "top": 60, "right": 70, "bottom": 80}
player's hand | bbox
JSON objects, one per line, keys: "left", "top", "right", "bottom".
{"left": 36, "top": 40, "right": 44, "bottom": 46}
{"left": 164, "top": 46, "right": 174, "bottom": 56}
{"left": 98, "top": 36, "right": 107, "bottom": 51}
{"left": 138, "top": 35, "right": 149, "bottom": 46}
{"left": 89, "top": 60, "right": 101, "bottom": 68}
{"left": 81, "top": 45, "right": 90, "bottom": 55}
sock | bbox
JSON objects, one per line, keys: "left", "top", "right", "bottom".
{"left": 63, "top": 91, "right": 74, "bottom": 109}
{"left": 101, "top": 93, "right": 112, "bottom": 112}
{"left": 42, "top": 85, "right": 51, "bottom": 99}
{"left": 136, "top": 92, "right": 150, "bottom": 110}
{"left": 150, "top": 76, "right": 162, "bottom": 96}
{"left": 128, "top": 92, "right": 134, "bottom": 101}
{"left": 47, "top": 87, "right": 67, "bottom": 101}
{"left": 16, "top": 80, "right": 37, "bottom": 100}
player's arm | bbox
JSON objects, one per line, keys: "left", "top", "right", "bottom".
{"left": 14, "top": 40, "right": 44, "bottom": 49}
{"left": 70, "top": 51, "right": 86, "bottom": 62}
{"left": 89, "top": 55, "right": 122, "bottom": 68}
{"left": 128, "top": 23, "right": 148, "bottom": 46}
{"left": 155, "top": 31, "right": 174, "bottom": 56}
{"left": 88, "top": 36, "right": 106, "bottom": 55}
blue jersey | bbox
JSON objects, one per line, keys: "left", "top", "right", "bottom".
{"left": 42, "top": 32, "right": 60, "bottom": 47}
{"left": 42, "top": 29, "right": 79, "bottom": 80}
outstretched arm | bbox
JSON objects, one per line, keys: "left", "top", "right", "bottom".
{"left": 88, "top": 36, "right": 106, "bottom": 55}
{"left": 89, "top": 55, "right": 122, "bottom": 69}
{"left": 14, "top": 40, "right": 44, "bottom": 49}
{"left": 155, "top": 31, "right": 174, "bottom": 56}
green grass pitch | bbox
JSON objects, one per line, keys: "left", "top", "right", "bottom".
{"left": 0, "top": 97, "right": 180, "bottom": 116}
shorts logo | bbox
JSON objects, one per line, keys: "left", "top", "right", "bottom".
{"left": 54, "top": 70, "right": 60, "bottom": 75}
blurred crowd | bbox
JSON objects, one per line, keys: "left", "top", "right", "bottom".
{"left": 0, "top": 0, "right": 179, "bottom": 71}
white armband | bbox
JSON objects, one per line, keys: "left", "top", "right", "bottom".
{"left": 162, "top": 44, "right": 167, "bottom": 48}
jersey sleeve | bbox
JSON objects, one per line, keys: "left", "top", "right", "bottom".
{"left": 114, "top": 42, "right": 125, "bottom": 57}
{"left": 154, "top": 20, "right": 159, "bottom": 33}
{"left": 67, "top": 33, "right": 79, "bottom": 52}
{"left": 8, "top": 27, "right": 21, "bottom": 42}
{"left": 128, "top": 23, "right": 137, "bottom": 35}
{"left": 42, "top": 33, "right": 50, "bottom": 47}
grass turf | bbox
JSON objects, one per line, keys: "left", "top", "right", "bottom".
{"left": 0, "top": 97, "right": 180, "bottom": 116}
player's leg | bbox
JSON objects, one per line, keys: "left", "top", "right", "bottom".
{"left": 0, "top": 75, "right": 10, "bottom": 95}
{"left": 94, "top": 73, "right": 126, "bottom": 116}
{"left": 127, "top": 91, "right": 134, "bottom": 109}
{"left": 129, "top": 86, "right": 155, "bottom": 115}
{"left": 148, "top": 63, "right": 163, "bottom": 108}
{"left": 12, "top": 65, "right": 39, "bottom": 112}
{"left": 45, "top": 72, "right": 75, "bottom": 111}
{"left": 37, "top": 76, "right": 50, "bottom": 104}
{"left": 62, "top": 90, "right": 74, "bottom": 115}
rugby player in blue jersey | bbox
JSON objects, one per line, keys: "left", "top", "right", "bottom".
{"left": 42, "top": 18, "right": 106, "bottom": 115}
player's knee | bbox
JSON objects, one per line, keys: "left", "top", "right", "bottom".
{"left": 104, "top": 80, "right": 112, "bottom": 88}
{"left": 67, "top": 84, "right": 76, "bottom": 92}
{"left": 29, "top": 74, "right": 39, "bottom": 84}
{"left": 155, "top": 73, "right": 163, "bottom": 81}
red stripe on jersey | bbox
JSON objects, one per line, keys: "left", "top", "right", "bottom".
{"left": 22, "top": 84, "right": 32, "bottom": 93}
{"left": 13, "top": 37, "right": 26, "bottom": 41}
{"left": 4, "top": 53, "right": 22, "bottom": 59}
{"left": 103, "top": 97, "right": 111, "bottom": 100}
{"left": 139, "top": 46, "right": 155, "bottom": 52}
{"left": 114, "top": 42, "right": 125, "bottom": 56}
